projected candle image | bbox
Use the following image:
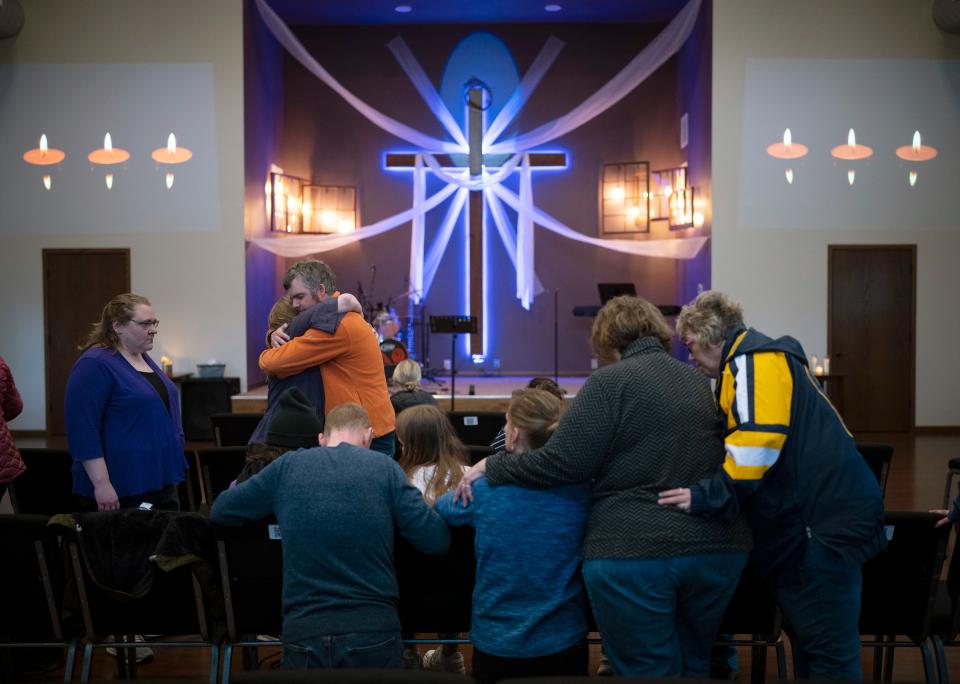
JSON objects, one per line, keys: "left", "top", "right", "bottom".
{"left": 896, "top": 131, "right": 937, "bottom": 188}
{"left": 831, "top": 129, "right": 872, "bottom": 186}
{"left": 23, "top": 134, "right": 66, "bottom": 191}
{"left": 767, "top": 128, "right": 807, "bottom": 185}
{"left": 88, "top": 132, "right": 130, "bottom": 190}
{"left": 151, "top": 132, "right": 193, "bottom": 190}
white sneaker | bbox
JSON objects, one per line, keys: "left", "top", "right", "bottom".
{"left": 422, "top": 648, "right": 466, "bottom": 675}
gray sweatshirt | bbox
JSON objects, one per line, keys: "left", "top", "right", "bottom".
{"left": 211, "top": 443, "right": 450, "bottom": 640}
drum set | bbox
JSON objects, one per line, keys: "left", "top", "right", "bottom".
{"left": 358, "top": 286, "right": 425, "bottom": 369}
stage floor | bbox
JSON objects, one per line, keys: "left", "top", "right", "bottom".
{"left": 232, "top": 374, "right": 589, "bottom": 413}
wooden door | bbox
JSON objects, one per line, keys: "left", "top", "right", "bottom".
{"left": 43, "top": 249, "right": 130, "bottom": 435}
{"left": 828, "top": 245, "right": 915, "bottom": 432}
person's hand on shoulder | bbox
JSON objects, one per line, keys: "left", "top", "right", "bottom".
{"left": 270, "top": 323, "right": 290, "bottom": 348}
{"left": 337, "top": 293, "right": 363, "bottom": 314}
{"left": 454, "top": 458, "right": 487, "bottom": 506}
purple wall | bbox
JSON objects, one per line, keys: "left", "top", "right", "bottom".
{"left": 249, "top": 17, "right": 712, "bottom": 375}
{"left": 244, "top": 0, "right": 286, "bottom": 387}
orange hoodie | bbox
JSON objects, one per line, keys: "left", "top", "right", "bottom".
{"left": 258, "top": 312, "right": 395, "bottom": 438}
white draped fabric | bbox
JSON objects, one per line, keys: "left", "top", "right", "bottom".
{"left": 251, "top": 0, "right": 708, "bottom": 307}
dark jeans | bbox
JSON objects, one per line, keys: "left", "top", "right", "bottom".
{"left": 471, "top": 640, "right": 588, "bottom": 684}
{"left": 76, "top": 484, "right": 180, "bottom": 512}
{"left": 283, "top": 631, "right": 403, "bottom": 670}
{"left": 583, "top": 551, "right": 748, "bottom": 677}
{"left": 775, "top": 539, "right": 863, "bottom": 681}
{"left": 370, "top": 431, "right": 396, "bottom": 459}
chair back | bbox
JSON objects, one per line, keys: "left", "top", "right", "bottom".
{"left": 212, "top": 412, "right": 264, "bottom": 447}
{"left": 860, "top": 511, "right": 949, "bottom": 639}
{"left": 0, "top": 514, "right": 67, "bottom": 643}
{"left": 9, "top": 448, "right": 75, "bottom": 515}
{"left": 466, "top": 444, "right": 494, "bottom": 465}
{"left": 856, "top": 442, "right": 894, "bottom": 496}
{"left": 718, "top": 560, "right": 781, "bottom": 636}
{"left": 395, "top": 526, "right": 475, "bottom": 634}
{"left": 213, "top": 522, "right": 284, "bottom": 640}
{"left": 446, "top": 410, "right": 505, "bottom": 447}
{"left": 196, "top": 446, "right": 248, "bottom": 504}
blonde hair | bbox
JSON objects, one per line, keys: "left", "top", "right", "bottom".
{"left": 396, "top": 404, "right": 466, "bottom": 505}
{"left": 676, "top": 290, "right": 745, "bottom": 349}
{"left": 392, "top": 359, "right": 423, "bottom": 392}
{"left": 323, "top": 402, "right": 371, "bottom": 436}
{"left": 80, "top": 293, "right": 151, "bottom": 351}
{"left": 508, "top": 389, "right": 562, "bottom": 450}
{"left": 591, "top": 295, "right": 673, "bottom": 362}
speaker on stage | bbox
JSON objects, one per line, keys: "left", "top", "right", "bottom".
{"left": 180, "top": 377, "right": 241, "bottom": 441}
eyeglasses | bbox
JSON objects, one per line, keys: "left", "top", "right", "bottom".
{"left": 130, "top": 319, "right": 160, "bottom": 330}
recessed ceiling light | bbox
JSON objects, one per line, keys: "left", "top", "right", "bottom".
{"left": 394, "top": 4, "right": 412, "bottom": 12}
{"left": 544, "top": 4, "right": 563, "bottom": 11}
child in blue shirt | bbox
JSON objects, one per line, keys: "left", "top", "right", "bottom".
{"left": 436, "top": 389, "right": 590, "bottom": 684}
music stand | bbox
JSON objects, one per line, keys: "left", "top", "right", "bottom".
{"left": 429, "top": 315, "right": 477, "bottom": 411}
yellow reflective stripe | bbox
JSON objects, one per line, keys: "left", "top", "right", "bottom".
{"left": 722, "top": 453, "right": 769, "bottom": 480}
{"left": 724, "top": 331, "right": 748, "bottom": 362}
{"left": 719, "top": 365, "right": 737, "bottom": 430}
{"left": 726, "top": 430, "right": 787, "bottom": 449}
{"left": 752, "top": 352, "right": 793, "bottom": 427}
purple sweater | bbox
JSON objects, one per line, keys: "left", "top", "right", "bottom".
{"left": 65, "top": 347, "right": 186, "bottom": 498}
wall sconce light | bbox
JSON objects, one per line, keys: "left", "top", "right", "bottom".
{"left": 652, "top": 166, "right": 695, "bottom": 229}
{"left": 88, "top": 132, "right": 130, "bottom": 190}
{"left": 269, "top": 172, "right": 306, "bottom": 233}
{"left": 23, "top": 134, "right": 66, "bottom": 191}
{"left": 151, "top": 133, "right": 192, "bottom": 189}
{"left": 303, "top": 184, "right": 357, "bottom": 234}
{"left": 600, "top": 161, "right": 649, "bottom": 234}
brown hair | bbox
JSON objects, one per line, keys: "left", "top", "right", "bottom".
{"left": 396, "top": 404, "right": 466, "bottom": 505}
{"left": 236, "top": 443, "right": 284, "bottom": 484}
{"left": 526, "top": 376, "right": 564, "bottom": 399}
{"left": 591, "top": 295, "right": 673, "bottom": 362}
{"left": 508, "top": 389, "right": 562, "bottom": 450}
{"left": 283, "top": 259, "right": 337, "bottom": 294}
{"left": 323, "top": 402, "right": 371, "bottom": 436}
{"left": 80, "top": 293, "right": 151, "bottom": 351}
{"left": 265, "top": 295, "right": 296, "bottom": 347}
{"left": 676, "top": 290, "right": 745, "bottom": 349}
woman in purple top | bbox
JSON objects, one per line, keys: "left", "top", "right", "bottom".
{"left": 65, "top": 294, "right": 186, "bottom": 511}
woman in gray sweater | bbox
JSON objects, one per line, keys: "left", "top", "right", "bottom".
{"left": 456, "top": 296, "right": 751, "bottom": 677}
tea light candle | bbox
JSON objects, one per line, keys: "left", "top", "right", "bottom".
{"left": 767, "top": 128, "right": 808, "bottom": 159}
{"left": 823, "top": 357, "right": 831, "bottom": 374}
{"left": 831, "top": 128, "right": 873, "bottom": 161}
{"left": 895, "top": 131, "right": 937, "bottom": 162}
{"left": 160, "top": 356, "right": 173, "bottom": 377}
{"left": 815, "top": 365, "right": 824, "bottom": 376}
{"left": 88, "top": 132, "right": 130, "bottom": 165}
{"left": 23, "top": 134, "right": 65, "bottom": 165}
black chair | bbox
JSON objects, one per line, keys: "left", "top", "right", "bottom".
{"left": 0, "top": 514, "right": 78, "bottom": 682}
{"left": 61, "top": 512, "right": 220, "bottom": 684}
{"left": 856, "top": 442, "right": 894, "bottom": 497}
{"left": 9, "top": 448, "right": 75, "bottom": 515}
{"left": 233, "top": 670, "right": 469, "bottom": 683}
{"left": 212, "top": 413, "right": 265, "bottom": 447}
{"left": 178, "top": 449, "right": 203, "bottom": 512}
{"left": 466, "top": 444, "right": 494, "bottom": 465}
{"left": 859, "top": 511, "right": 950, "bottom": 684}
{"left": 395, "top": 526, "right": 476, "bottom": 640}
{"left": 932, "top": 517, "right": 960, "bottom": 684}
{"left": 942, "top": 457, "right": 960, "bottom": 512}
{"left": 213, "top": 522, "right": 284, "bottom": 684}
{"left": 446, "top": 410, "right": 505, "bottom": 447}
{"left": 715, "top": 563, "right": 787, "bottom": 682}
{"left": 197, "top": 446, "right": 249, "bottom": 505}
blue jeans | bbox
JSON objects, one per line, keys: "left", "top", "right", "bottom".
{"left": 775, "top": 539, "right": 863, "bottom": 681}
{"left": 282, "top": 631, "right": 403, "bottom": 670}
{"left": 583, "top": 551, "right": 748, "bottom": 677}
{"left": 369, "top": 432, "right": 396, "bottom": 459}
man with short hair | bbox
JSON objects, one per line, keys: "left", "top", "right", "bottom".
{"left": 259, "top": 260, "right": 396, "bottom": 457}
{"left": 211, "top": 403, "right": 450, "bottom": 670}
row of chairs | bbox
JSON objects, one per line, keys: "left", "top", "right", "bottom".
{"left": 210, "top": 410, "right": 507, "bottom": 449}
{"left": 1, "top": 510, "right": 954, "bottom": 683}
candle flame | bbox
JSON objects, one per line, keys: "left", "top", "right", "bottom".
{"left": 909, "top": 171, "right": 917, "bottom": 187}
{"left": 166, "top": 173, "right": 175, "bottom": 189}
{"left": 785, "top": 168, "right": 794, "bottom": 185}
{"left": 912, "top": 130, "right": 921, "bottom": 153}
{"left": 105, "top": 173, "right": 114, "bottom": 190}
{"left": 40, "top": 134, "right": 48, "bottom": 154}
{"left": 104, "top": 133, "right": 113, "bottom": 151}
{"left": 847, "top": 169, "right": 855, "bottom": 186}
{"left": 160, "top": 356, "right": 171, "bottom": 365}
{"left": 167, "top": 133, "right": 176, "bottom": 154}
{"left": 43, "top": 175, "right": 51, "bottom": 191}
{"left": 783, "top": 128, "right": 792, "bottom": 148}
{"left": 847, "top": 128, "right": 856, "bottom": 150}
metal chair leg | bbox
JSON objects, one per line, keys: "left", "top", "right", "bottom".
{"left": 220, "top": 643, "right": 233, "bottom": 684}
{"left": 883, "top": 635, "right": 897, "bottom": 681}
{"left": 80, "top": 643, "right": 93, "bottom": 683}
{"left": 932, "top": 635, "right": 949, "bottom": 684}
{"left": 775, "top": 637, "right": 787, "bottom": 680}
{"left": 922, "top": 638, "right": 939, "bottom": 684}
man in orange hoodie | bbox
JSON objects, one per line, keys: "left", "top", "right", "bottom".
{"left": 260, "top": 260, "right": 396, "bottom": 457}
